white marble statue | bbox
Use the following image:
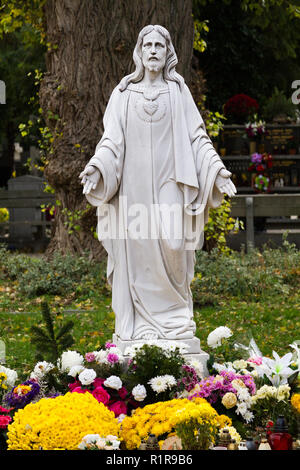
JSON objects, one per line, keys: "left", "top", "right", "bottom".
{"left": 80, "top": 25, "right": 236, "bottom": 344}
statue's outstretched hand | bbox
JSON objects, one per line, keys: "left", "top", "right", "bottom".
{"left": 215, "top": 168, "right": 237, "bottom": 197}
{"left": 79, "top": 165, "right": 101, "bottom": 194}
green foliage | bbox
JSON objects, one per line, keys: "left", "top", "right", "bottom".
{"left": 125, "top": 345, "right": 185, "bottom": 405}
{"left": 204, "top": 110, "right": 226, "bottom": 139}
{"left": 193, "top": 0, "right": 300, "bottom": 112}
{"left": 204, "top": 196, "right": 243, "bottom": 254}
{"left": 262, "top": 87, "right": 297, "bottom": 122}
{"left": 193, "top": 19, "right": 209, "bottom": 52}
{"left": 30, "top": 302, "right": 75, "bottom": 363}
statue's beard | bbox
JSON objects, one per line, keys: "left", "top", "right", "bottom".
{"left": 143, "top": 58, "right": 165, "bottom": 74}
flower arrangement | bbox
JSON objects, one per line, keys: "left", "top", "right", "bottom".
{"left": 2, "top": 329, "right": 300, "bottom": 451}
{"left": 4, "top": 380, "right": 40, "bottom": 409}
{"left": 245, "top": 119, "right": 267, "bottom": 139}
{"left": 250, "top": 384, "right": 297, "bottom": 432}
{"left": 188, "top": 370, "right": 256, "bottom": 424}
{"left": 224, "top": 94, "right": 259, "bottom": 124}
{"left": 68, "top": 373, "right": 136, "bottom": 418}
{"left": 119, "top": 397, "right": 231, "bottom": 450}
{"left": 6, "top": 392, "right": 120, "bottom": 450}
{"left": 124, "top": 342, "right": 203, "bottom": 405}
{"left": 247, "top": 152, "right": 273, "bottom": 192}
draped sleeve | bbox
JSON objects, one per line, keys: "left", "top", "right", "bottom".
{"left": 181, "top": 83, "right": 226, "bottom": 219}
{"left": 84, "top": 86, "right": 128, "bottom": 207}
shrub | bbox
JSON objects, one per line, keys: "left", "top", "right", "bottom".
{"left": 192, "top": 238, "right": 300, "bottom": 303}
{"left": 0, "top": 245, "right": 108, "bottom": 298}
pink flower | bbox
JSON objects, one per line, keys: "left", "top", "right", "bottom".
{"left": 85, "top": 352, "right": 96, "bottom": 362}
{"left": 107, "top": 353, "right": 119, "bottom": 364}
{"left": 71, "top": 386, "right": 91, "bottom": 394}
{"left": 105, "top": 342, "right": 116, "bottom": 349}
{"left": 248, "top": 356, "right": 263, "bottom": 365}
{"left": 108, "top": 400, "right": 127, "bottom": 417}
{"left": 92, "top": 386, "right": 110, "bottom": 405}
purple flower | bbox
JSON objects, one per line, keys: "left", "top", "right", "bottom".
{"left": 105, "top": 342, "right": 116, "bottom": 349}
{"left": 107, "top": 353, "right": 119, "bottom": 364}
{"left": 5, "top": 380, "right": 40, "bottom": 409}
{"left": 85, "top": 352, "right": 96, "bottom": 362}
{"left": 251, "top": 152, "right": 262, "bottom": 163}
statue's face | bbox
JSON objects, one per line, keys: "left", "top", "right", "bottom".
{"left": 141, "top": 30, "right": 167, "bottom": 73}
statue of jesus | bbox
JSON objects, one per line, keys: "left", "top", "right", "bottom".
{"left": 80, "top": 25, "right": 236, "bottom": 343}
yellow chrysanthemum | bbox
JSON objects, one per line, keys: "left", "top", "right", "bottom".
{"left": 120, "top": 397, "right": 230, "bottom": 450}
{"left": 291, "top": 393, "right": 300, "bottom": 414}
{"left": 7, "top": 392, "right": 120, "bottom": 450}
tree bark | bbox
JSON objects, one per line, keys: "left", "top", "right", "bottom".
{"left": 40, "top": 0, "right": 194, "bottom": 259}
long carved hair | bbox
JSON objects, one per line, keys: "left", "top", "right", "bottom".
{"left": 119, "top": 25, "right": 184, "bottom": 91}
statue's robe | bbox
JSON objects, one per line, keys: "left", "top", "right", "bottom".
{"left": 85, "top": 80, "right": 225, "bottom": 340}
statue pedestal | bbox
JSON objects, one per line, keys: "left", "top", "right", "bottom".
{"left": 112, "top": 334, "right": 209, "bottom": 376}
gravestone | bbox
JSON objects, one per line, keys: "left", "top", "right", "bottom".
{"left": 7, "top": 174, "right": 45, "bottom": 243}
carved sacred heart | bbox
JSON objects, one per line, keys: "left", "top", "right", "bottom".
{"left": 143, "top": 100, "right": 158, "bottom": 116}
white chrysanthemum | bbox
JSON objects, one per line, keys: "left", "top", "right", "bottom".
{"left": 237, "top": 388, "right": 251, "bottom": 403}
{"left": 78, "top": 368, "right": 97, "bottom": 385}
{"left": 58, "top": 350, "right": 84, "bottom": 372}
{"left": 236, "top": 401, "right": 248, "bottom": 416}
{"left": 148, "top": 374, "right": 177, "bottom": 394}
{"left": 68, "top": 365, "right": 85, "bottom": 377}
{"left": 148, "top": 376, "right": 168, "bottom": 393}
{"left": 207, "top": 326, "right": 233, "bottom": 348}
{"left": 0, "top": 365, "right": 18, "bottom": 387}
{"left": 104, "top": 375, "right": 122, "bottom": 390}
{"left": 132, "top": 384, "right": 147, "bottom": 402}
{"left": 30, "top": 361, "right": 55, "bottom": 381}
{"left": 243, "top": 410, "right": 254, "bottom": 423}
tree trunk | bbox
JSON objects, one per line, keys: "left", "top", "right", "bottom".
{"left": 40, "top": 0, "right": 194, "bottom": 259}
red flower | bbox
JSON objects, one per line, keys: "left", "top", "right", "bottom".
{"left": 68, "top": 381, "right": 81, "bottom": 391}
{"left": 118, "top": 386, "right": 128, "bottom": 400}
{"left": 108, "top": 400, "right": 127, "bottom": 417}
{"left": 92, "top": 386, "right": 110, "bottom": 406}
{"left": 256, "top": 164, "right": 265, "bottom": 173}
{"left": 93, "top": 378, "right": 105, "bottom": 388}
{"left": 0, "top": 415, "right": 12, "bottom": 429}
{"left": 224, "top": 94, "right": 259, "bottom": 121}
{"left": 0, "top": 406, "right": 12, "bottom": 414}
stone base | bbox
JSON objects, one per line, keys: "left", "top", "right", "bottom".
{"left": 112, "top": 334, "right": 209, "bottom": 376}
